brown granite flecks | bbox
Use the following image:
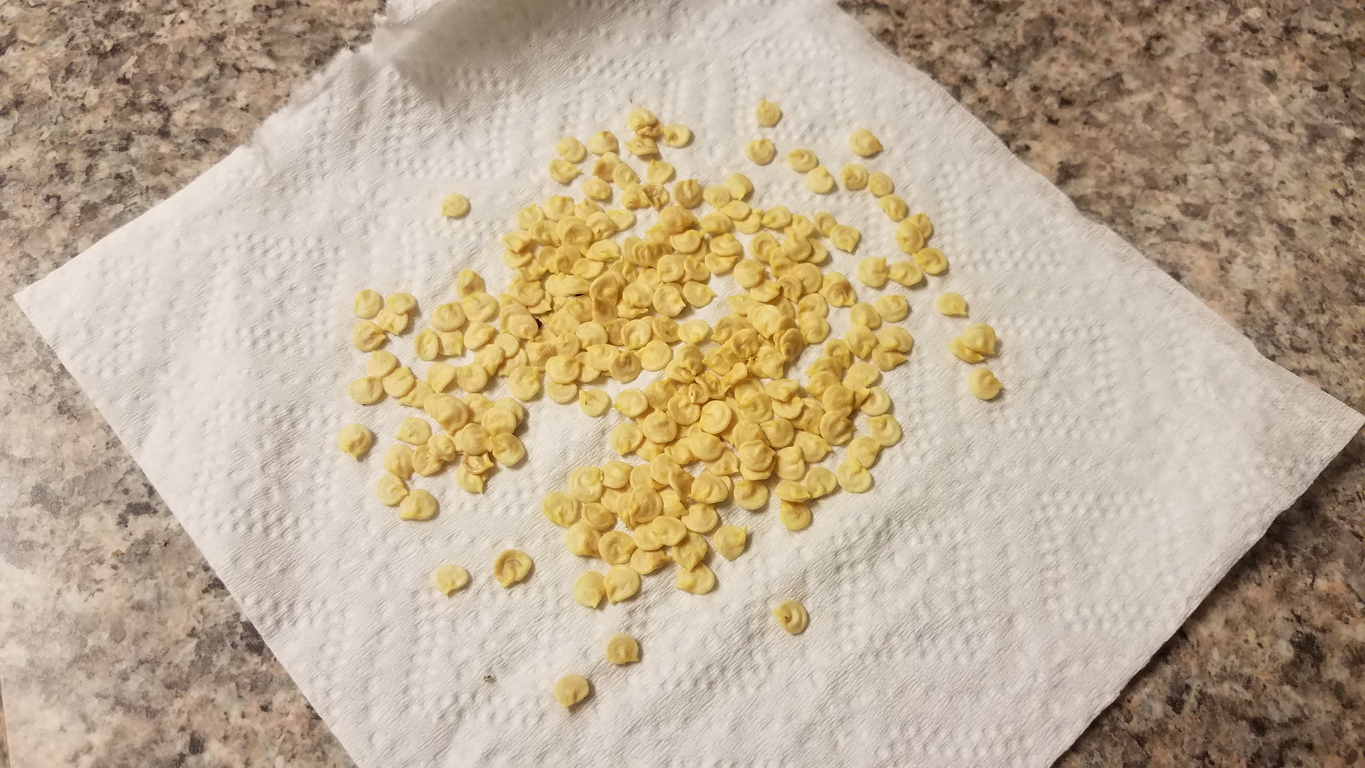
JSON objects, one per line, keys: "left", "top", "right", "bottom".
{"left": 1, "top": 1, "right": 1362, "bottom": 767}
{"left": 837, "top": 0, "right": 1365, "bottom": 765}
{"left": 0, "top": 0, "right": 378, "bottom": 765}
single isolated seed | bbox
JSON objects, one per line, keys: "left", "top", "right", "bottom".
{"left": 773, "top": 599, "right": 809, "bottom": 635}
{"left": 968, "top": 368, "right": 1003, "bottom": 400}
{"left": 553, "top": 674, "right": 591, "bottom": 709}
{"left": 849, "top": 128, "right": 883, "bottom": 157}
{"left": 745, "top": 138, "right": 776, "bottom": 165}
{"left": 336, "top": 424, "right": 373, "bottom": 458}
{"left": 605, "top": 634, "right": 640, "bottom": 665}
{"left": 433, "top": 564, "right": 470, "bottom": 595}
{"left": 935, "top": 292, "right": 967, "bottom": 316}
{"left": 441, "top": 193, "right": 470, "bottom": 218}
{"left": 493, "top": 549, "right": 533, "bottom": 587}
{"left": 755, "top": 99, "right": 782, "bottom": 127}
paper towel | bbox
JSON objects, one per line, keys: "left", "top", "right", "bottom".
{"left": 16, "top": 0, "right": 1361, "bottom": 765}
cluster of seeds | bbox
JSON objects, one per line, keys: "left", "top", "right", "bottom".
{"left": 338, "top": 99, "right": 1005, "bottom": 710}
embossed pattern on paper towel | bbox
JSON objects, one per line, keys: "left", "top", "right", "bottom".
{"left": 14, "top": 0, "right": 1361, "bottom": 766}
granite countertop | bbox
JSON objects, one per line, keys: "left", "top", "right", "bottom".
{"left": 1, "top": 0, "right": 1361, "bottom": 765}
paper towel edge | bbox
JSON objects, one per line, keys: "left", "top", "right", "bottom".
{"left": 7, "top": 41, "right": 403, "bottom": 768}
{"left": 803, "top": 0, "right": 1365, "bottom": 760}
{"left": 806, "top": 0, "right": 1363, "bottom": 427}
{"left": 9, "top": 2, "right": 1362, "bottom": 765}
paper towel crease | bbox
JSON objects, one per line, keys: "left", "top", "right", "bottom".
{"left": 16, "top": 0, "right": 1361, "bottom": 766}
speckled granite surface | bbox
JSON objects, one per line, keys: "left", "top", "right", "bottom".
{"left": 1, "top": 0, "right": 1361, "bottom": 765}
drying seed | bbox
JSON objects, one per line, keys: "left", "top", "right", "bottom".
{"left": 352, "top": 321, "right": 387, "bottom": 352}
{"left": 679, "top": 319, "right": 711, "bottom": 345}
{"left": 604, "top": 564, "right": 641, "bottom": 603}
{"left": 439, "top": 193, "right": 470, "bottom": 219}
{"left": 426, "top": 433, "right": 457, "bottom": 463}
{"left": 879, "top": 194, "right": 908, "bottom": 221}
{"left": 950, "top": 338, "right": 985, "bottom": 363}
{"left": 721, "top": 200, "right": 751, "bottom": 221}
{"left": 762, "top": 206, "right": 793, "bottom": 228}
{"left": 725, "top": 173, "right": 754, "bottom": 201}
{"left": 867, "top": 171, "right": 894, "bottom": 197}
{"left": 840, "top": 164, "right": 869, "bottom": 191}
{"left": 411, "top": 446, "right": 444, "bottom": 477}
{"left": 806, "top": 166, "right": 836, "bottom": 194}
{"left": 383, "top": 444, "right": 415, "bottom": 479}
{"left": 681, "top": 502, "right": 719, "bottom": 533}
{"left": 775, "top": 480, "right": 811, "bottom": 502}
{"left": 745, "top": 138, "right": 776, "bottom": 164}
{"left": 786, "top": 149, "right": 818, "bottom": 173}
{"left": 549, "top": 158, "right": 581, "bottom": 184}
{"left": 914, "top": 247, "right": 948, "bottom": 275}
{"left": 830, "top": 224, "right": 860, "bottom": 253}
{"left": 507, "top": 365, "right": 541, "bottom": 400}
{"left": 850, "top": 302, "right": 881, "bottom": 330}
{"left": 364, "top": 351, "right": 397, "bottom": 379}
{"left": 493, "top": 549, "right": 533, "bottom": 587}
{"left": 384, "top": 292, "right": 416, "bottom": 314}
{"left": 968, "top": 368, "right": 1002, "bottom": 400}
{"left": 849, "top": 128, "right": 883, "bottom": 157}
{"left": 675, "top": 563, "right": 716, "bottom": 594}
{"left": 598, "top": 531, "right": 636, "bottom": 566}
{"left": 779, "top": 500, "right": 812, "bottom": 530}
{"left": 755, "top": 99, "right": 782, "bottom": 127}
{"left": 662, "top": 123, "right": 692, "bottom": 148}
{"left": 649, "top": 516, "right": 688, "bottom": 546}
{"left": 582, "top": 176, "right": 612, "bottom": 201}
{"left": 573, "top": 571, "right": 606, "bottom": 608}
{"left": 627, "top": 107, "right": 659, "bottom": 133}
{"left": 876, "top": 326, "right": 913, "bottom": 355}
{"left": 836, "top": 459, "right": 873, "bottom": 492}
{"left": 587, "top": 131, "right": 618, "bottom": 155}
{"left": 935, "top": 292, "right": 967, "bottom": 316}
{"left": 960, "top": 323, "right": 997, "bottom": 355}
{"left": 849, "top": 435, "right": 881, "bottom": 468}
{"left": 773, "top": 599, "right": 808, "bottom": 634}
{"left": 376, "top": 473, "right": 408, "bottom": 505}
{"left": 804, "top": 466, "right": 838, "bottom": 498}
{"left": 556, "top": 136, "right": 588, "bottom": 163}
{"left": 433, "top": 564, "right": 470, "bottom": 595}
{"left": 613, "top": 163, "right": 641, "bottom": 188}
{"left": 353, "top": 289, "right": 383, "bottom": 318}
{"left": 631, "top": 548, "right": 670, "bottom": 574}
{"left": 669, "top": 531, "right": 709, "bottom": 570}
{"left": 566, "top": 522, "right": 601, "bottom": 557}
{"left": 337, "top": 424, "right": 373, "bottom": 458}
{"left": 624, "top": 135, "right": 657, "bottom": 158}
{"left": 888, "top": 260, "right": 924, "bottom": 287}
{"left": 396, "top": 417, "right": 432, "bottom": 445}
{"left": 713, "top": 525, "right": 747, "bottom": 560}
{"left": 553, "top": 674, "right": 590, "bottom": 709}
{"left": 449, "top": 462, "right": 483, "bottom": 492}
{"left": 857, "top": 257, "right": 888, "bottom": 288}
{"left": 633, "top": 525, "right": 663, "bottom": 552}
{"left": 673, "top": 178, "right": 703, "bottom": 208}
{"left": 646, "top": 159, "right": 675, "bottom": 184}
{"left": 867, "top": 414, "right": 902, "bottom": 447}
{"left": 542, "top": 491, "right": 581, "bottom": 528}
{"left": 605, "top": 634, "right": 640, "bottom": 665}
{"left": 399, "top": 489, "right": 439, "bottom": 520}
{"left": 874, "top": 294, "right": 909, "bottom": 322}
{"left": 579, "top": 389, "right": 611, "bottom": 417}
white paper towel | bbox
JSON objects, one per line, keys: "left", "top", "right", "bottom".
{"left": 17, "top": 0, "right": 1362, "bottom": 765}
